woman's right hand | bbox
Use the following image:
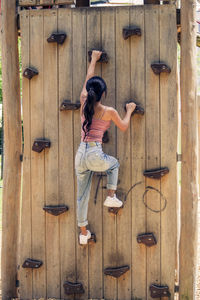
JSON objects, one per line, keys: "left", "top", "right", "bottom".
{"left": 91, "top": 50, "right": 102, "bottom": 62}
{"left": 126, "top": 102, "right": 136, "bottom": 114}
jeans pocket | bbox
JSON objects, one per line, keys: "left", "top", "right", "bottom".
{"left": 75, "top": 150, "right": 84, "bottom": 169}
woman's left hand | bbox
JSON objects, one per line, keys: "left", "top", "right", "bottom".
{"left": 91, "top": 50, "right": 102, "bottom": 62}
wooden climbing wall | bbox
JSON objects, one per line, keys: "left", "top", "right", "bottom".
{"left": 19, "top": 5, "right": 178, "bottom": 299}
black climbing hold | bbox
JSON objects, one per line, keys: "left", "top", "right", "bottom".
{"left": 88, "top": 233, "right": 96, "bottom": 244}
{"left": 102, "top": 130, "right": 109, "bottom": 143}
{"left": 43, "top": 205, "right": 69, "bottom": 216}
{"left": 143, "top": 167, "right": 169, "bottom": 179}
{"left": 137, "top": 232, "right": 157, "bottom": 247}
{"left": 124, "top": 100, "right": 144, "bottom": 116}
{"left": 22, "top": 258, "right": 43, "bottom": 269}
{"left": 23, "top": 67, "right": 38, "bottom": 79}
{"left": 150, "top": 284, "right": 171, "bottom": 298}
{"left": 151, "top": 63, "right": 171, "bottom": 75}
{"left": 60, "top": 100, "right": 81, "bottom": 111}
{"left": 88, "top": 50, "right": 108, "bottom": 63}
{"left": 104, "top": 265, "right": 130, "bottom": 278}
{"left": 63, "top": 281, "right": 84, "bottom": 295}
{"left": 122, "top": 26, "right": 141, "bottom": 40}
{"left": 32, "top": 138, "right": 51, "bottom": 153}
{"left": 108, "top": 205, "right": 124, "bottom": 215}
{"left": 47, "top": 32, "right": 67, "bottom": 45}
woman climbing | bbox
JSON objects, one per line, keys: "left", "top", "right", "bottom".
{"left": 75, "top": 50, "right": 136, "bottom": 244}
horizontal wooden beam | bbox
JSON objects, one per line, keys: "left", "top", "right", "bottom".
{"left": 19, "top": 0, "right": 74, "bottom": 6}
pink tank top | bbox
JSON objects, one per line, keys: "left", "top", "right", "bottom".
{"left": 81, "top": 107, "right": 111, "bottom": 143}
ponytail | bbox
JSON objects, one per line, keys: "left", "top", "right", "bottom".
{"left": 81, "top": 76, "right": 107, "bottom": 141}
{"left": 82, "top": 88, "right": 96, "bottom": 140}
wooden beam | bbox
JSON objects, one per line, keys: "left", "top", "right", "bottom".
{"left": 179, "top": 0, "right": 198, "bottom": 299}
{"left": 19, "top": 0, "right": 74, "bottom": 6}
{"left": 1, "top": 0, "right": 22, "bottom": 299}
{"left": 198, "top": 95, "right": 200, "bottom": 197}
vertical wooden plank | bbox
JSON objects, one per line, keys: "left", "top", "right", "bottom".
{"left": 29, "top": 9, "right": 46, "bottom": 298}
{"left": 144, "top": 5, "right": 161, "bottom": 299}
{"left": 130, "top": 5, "right": 146, "bottom": 299}
{"left": 19, "top": 10, "right": 33, "bottom": 299}
{"left": 43, "top": 9, "right": 60, "bottom": 298}
{"left": 58, "top": 8, "right": 75, "bottom": 300}
{"left": 179, "top": 0, "right": 199, "bottom": 298}
{"left": 115, "top": 7, "right": 131, "bottom": 300}
{"left": 160, "top": 5, "right": 177, "bottom": 299}
{"left": 101, "top": 7, "right": 117, "bottom": 300}
{"left": 86, "top": 7, "right": 103, "bottom": 300}
{"left": 72, "top": 8, "right": 88, "bottom": 299}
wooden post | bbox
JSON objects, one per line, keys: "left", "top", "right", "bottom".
{"left": 198, "top": 95, "right": 200, "bottom": 195}
{"left": 1, "top": 0, "right": 22, "bottom": 299}
{"left": 179, "top": 0, "right": 199, "bottom": 298}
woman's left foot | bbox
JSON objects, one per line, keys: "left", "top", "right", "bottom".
{"left": 79, "top": 230, "right": 91, "bottom": 245}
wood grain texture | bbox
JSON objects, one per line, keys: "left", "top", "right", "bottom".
{"left": 101, "top": 7, "right": 117, "bottom": 300}
{"left": 144, "top": 5, "right": 161, "bottom": 299}
{"left": 86, "top": 7, "right": 103, "bottom": 300}
{"left": 179, "top": 0, "right": 199, "bottom": 298}
{"left": 159, "top": 5, "right": 177, "bottom": 299}
{"left": 130, "top": 5, "right": 146, "bottom": 299}
{"left": 29, "top": 9, "right": 46, "bottom": 298}
{"left": 72, "top": 8, "right": 88, "bottom": 300}
{"left": 116, "top": 7, "right": 131, "bottom": 300}
{"left": 19, "top": 9, "right": 33, "bottom": 300}
{"left": 43, "top": 9, "right": 60, "bottom": 298}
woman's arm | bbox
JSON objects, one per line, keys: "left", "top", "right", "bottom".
{"left": 109, "top": 102, "right": 136, "bottom": 132}
{"left": 80, "top": 50, "right": 102, "bottom": 105}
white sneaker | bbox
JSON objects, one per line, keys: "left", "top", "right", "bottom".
{"left": 79, "top": 230, "right": 91, "bottom": 245}
{"left": 103, "top": 194, "right": 123, "bottom": 208}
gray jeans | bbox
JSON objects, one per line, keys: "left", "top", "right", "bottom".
{"left": 75, "top": 141, "right": 120, "bottom": 227}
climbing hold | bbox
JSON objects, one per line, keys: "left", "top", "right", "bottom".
{"left": 124, "top": 100, "right": 144, "bottom": 116}
{"left": 88, "top": 233, "right": 96, "bottom": 244}
{"left": 102, "top": 130, "right": 109, "bottom": 143}
{"left": 22, "top": 258, "right": 43, "bottom": 269}
{"left": 23, "top": 67, "right": 38, "bottom": 79}
{"left": 63, "top": 281, "right": 84, "bottom": 295}
{"left": 151, "top": 63, "right": 171, "bottom": 75}
{"left": 122, "top": 26, "right": 141, "bottom": 40}
{"left": 104, "top": 265, "right": 130, "bottom": 278}
{"left": 150, "top": 284, "right": 171, "bottom": 298}
{"left": 137, "top": 232, "right": 157, "bottom": 247}
{"left": 47, "top": 32, "right": 67, "bottom": 45}
{"left": 143, "top": 167, "right": 169, "bottom": 179}
{"left": 88, "top": 50, "right": 108, "bottom": 63}
{"left": 108, "top": 205, "right": 124, "bottom": 215}
{"left": 43, "top": 205, "right": 69, "bottom": 216}
{"left": 32, "top": 138, "right": 51, "bottom": 153}
{"left": 60, "top": 100, "right": 81, "bottom": 111}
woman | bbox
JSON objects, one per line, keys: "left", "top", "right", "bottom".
{"left": 75, "top": 50, "right": 136, "bottom": 244}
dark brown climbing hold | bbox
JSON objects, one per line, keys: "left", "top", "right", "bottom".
{"left": 88, "top": 233, "right": 96, "bottom": 244}
{"left": 63, "top": 281, "right": 84, "bottom": 295}
{"left": 88, "top": 50, "right": 108, "bottom": 63}
{"left": 108, "top": 204, "right": 124, "bottom": 215}
{"left": 151, "top": 63, "right": 171, "bottom": 75}
{"left": 124, "top": 100, "right": 144, "bottom": 116}
{"left": 104, "top": 265, "right": 130, "bottom": 278}
{"left": 22, "top": 258, "right": 43, "bottom": 269}
{"left": 143, "top": 167, "right": 169, "bottom": 179}
{"left": 137, "top": 232, "right": 157, "bottom": 247}
{"left": 60, "top": 100, "right": 81, "bottom": 111}
{"left": 23, "top": 67, "right": 38, "bottom": 79}
{"left": 150, "top": 284, "right": 171, "bottom": 298}
{"left": 47, "top": 32, "right": 67, "bottom": 45}
{"left": 122, "top": 26, "right": 141, "bottom": 40}
{"left": 43, "top": 205, "right": 69, "bottom": 216}
{"left": 102, "top": 130, "right": 109, "bottom": 143}
{"left": 32, "top": 138, "right": 51, "bottom": 153}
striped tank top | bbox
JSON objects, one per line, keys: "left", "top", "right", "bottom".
{"left": 81, "top": 106, "right": 111, "bottom": 143}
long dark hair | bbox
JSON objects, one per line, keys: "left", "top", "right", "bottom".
{"left": 82, "top": 76, "right": 107, "bottom": 140}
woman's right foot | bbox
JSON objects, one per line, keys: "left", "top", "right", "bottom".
{"left": 103, "top": 194, "right": 123, "bottom": 208}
